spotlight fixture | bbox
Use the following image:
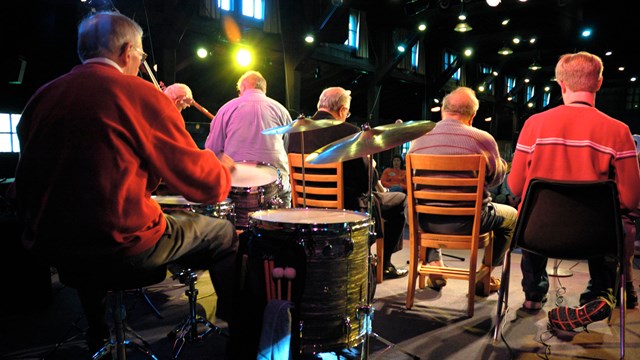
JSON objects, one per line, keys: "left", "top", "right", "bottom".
{"left": 454, "top": 21, "right": 472, "bottom": 32}
{"left": 528, "top": 61, "right": 542, "bottom": 71}
{"left": 486, "top": 0, "right": 501, "bottom": 6}
{"left": 497, "top": 45, "right": 513, "bottom": 55}
{"left": 454, "top": 0, "right": 472, "bottom": 32}
{"left": 304, "top": 34, "right": 315, "bottom": 43}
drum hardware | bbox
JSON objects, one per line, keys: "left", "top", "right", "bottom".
{"left": 247, "top": 208, "right": 371, "bottom": 354}
{"left": 262, "top": 114, "right": 342, "bottom": 207}
{"left": 167, "top": 268, "right": 225, "bottom": 359}
{"left": 229, "top": 161, "right": 282, "bottom": 230}
{"left": 307, "top": 121, "right": 435, "bottom": 360}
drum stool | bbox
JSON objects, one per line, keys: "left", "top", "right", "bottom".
{"left": 167, "top": 267, "right": 225, "bottom": 359}
{"left": 56, "top": 264, "right": 168, "bottom": 360}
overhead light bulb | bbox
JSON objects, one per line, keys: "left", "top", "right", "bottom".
{"left": 528, "top": 61, "right": 542, "bottom": 71}
{"left": 486, "top": 0, "right": 501, "bottom": 6}
{"left": 498, "top": 46, "right": 513, "bottom": 55}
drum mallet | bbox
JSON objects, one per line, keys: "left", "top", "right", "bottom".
{"left": 272, "top": 267, "right": 284, "bottom": 300}
{"left": 284, "top": 267, "right": 296, "bottom": 302}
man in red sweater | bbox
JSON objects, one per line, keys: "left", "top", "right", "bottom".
{"left": 13, "top": 11, "right": 239, "bottom": 354}
{"left": 508, "top": 51, "right": 640, "bottom": 329}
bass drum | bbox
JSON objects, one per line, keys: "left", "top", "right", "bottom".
{"left": 244, "top": 208, "right": 372, "bottom": 355}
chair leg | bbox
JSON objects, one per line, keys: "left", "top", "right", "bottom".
{"left": 405, "top": 239, "right": 418, "bottom": 309}
{"left": 493, "top": 249, "right": 511, "bottom": 344}
{"left": 619, "top": 272, "right": 626, "bottom": 359}
{"left": 376, "top": 237, "right": 384, "bottom": 284}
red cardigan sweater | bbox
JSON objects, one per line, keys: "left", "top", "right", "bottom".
{"left": 508, "top": 105, "right": 640, "bottom": 212}
{"left": 15, "top": 62, "right": 231, "bottom": 261}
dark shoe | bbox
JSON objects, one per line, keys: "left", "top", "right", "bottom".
{"left": 548, "top": 298, "right": 612, "bottom": 331}
{"left": 522, "top": 295, "right": 548, "bottom": 312}
{"left": 383, "top": 264, "right": 408, "bottom": 279}
{"left": 426, "top": 274, "right": 447, "bottom": 290}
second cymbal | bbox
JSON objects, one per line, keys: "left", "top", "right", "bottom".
{"left": 306, "top": 120, "right": 436, "bottom": 164}
{"left": 262, "top": 117, "right": 343, "bottom": 135}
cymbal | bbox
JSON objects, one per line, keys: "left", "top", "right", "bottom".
{"left": 262, "top": 117, "right": 343, "bottom": 135}
{"left": 305, "top": 120, "right": 436, "bottom": 164}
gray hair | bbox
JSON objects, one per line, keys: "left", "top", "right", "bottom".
{"left": 77, "top": 11, "right": 143, "bottom": 62}
{"left": 317, "top": 87, "right": 351, "bottom": 112}
{"left": 237, "top": 70, "right": 267, "bottom": 93}
{"left": 441, "top": 86, "right": 479, "bottom": 117}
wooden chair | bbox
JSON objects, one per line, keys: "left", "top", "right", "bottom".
{"left": 492, "top": 179, "right": 626, "bottom": 358}
{"left": 287, "top": 153, "right": 344, "bottom": 209}
{"left": 288, "top": 153, "right": 385, "bottom": 283}
{"left": 405, "top": 154, "right": 494, "bottom": 317}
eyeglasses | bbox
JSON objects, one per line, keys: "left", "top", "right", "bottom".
{"left": 134, "top": 46, "right": 148, "bottom": 63}
{"left": 343, "top": 106, "right": 351, "bottom": 119}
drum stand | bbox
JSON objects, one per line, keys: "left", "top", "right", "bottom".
{"left": 358, "top": 149, "right": 421, "bottom": 360}
{"left": 167, "top": 268, "right": 226, "bottom": 359}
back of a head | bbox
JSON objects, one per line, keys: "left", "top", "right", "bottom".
{"left": 441, "top": 86, "right": 479, "bottom": 117}
{"left": 164, "top": 83, "right": 193, "bottom": 101}
{"left": 77, "top": 11, "right": 143, "bottom": 62}
{"left": 555, "top": 51, "right": 603, "bottom": 92}
{"left": 237, "top": 70, "right": 267, "bottom": 93}
{"left": 317, "top": 87, "right": 351, "bottom": 112}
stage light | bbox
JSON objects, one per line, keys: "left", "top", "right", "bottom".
{"left": 235, "top": 48, "right": 253, "bottom": 67}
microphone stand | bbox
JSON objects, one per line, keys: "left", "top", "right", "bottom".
{"left": 359, "top": 123, "right": 420, "bottom": 360}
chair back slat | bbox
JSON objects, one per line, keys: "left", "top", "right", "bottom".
{"left": 288, "top": 153, "right": 344, "bottom": 209}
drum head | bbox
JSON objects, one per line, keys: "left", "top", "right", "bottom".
{"left": 151, "top": 195, "right": 197, "bottom": 206}
{"left": 250, "top": 208, "right": 369, "bottom": 225}
{"left": 231, "top": 161, "right": 280, "bottom": 188}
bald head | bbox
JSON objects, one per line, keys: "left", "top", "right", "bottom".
{"left": 164, "top": 83, "right": 193, "bottom": 111}
{"left": 441, "top": 87, "right": 479, "bottom": 124}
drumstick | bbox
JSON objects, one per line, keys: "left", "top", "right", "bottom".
{"left": 263, "top": 259, "right": 272, "bottom": 301}
{"left": 268, "top": 259, "right": 276, "bottom": 300}
{"left": 272, "top": 267, "right": 284, "bottom": 300}
{"left": 284, "top": 267, "right": 296, "bottom": 302}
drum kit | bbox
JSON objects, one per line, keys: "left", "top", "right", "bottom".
{"left": 154, "top": 115, "right": 435, "bottom": 358}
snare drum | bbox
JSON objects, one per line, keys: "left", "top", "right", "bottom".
{"left": 229, "top": 161, "right": 282, "bottom": 230}
{"left": 246, "top": 208, "right": 371, "bottom": 354}
{"left": 152, "top": 195, "right": 236, "bottom": 225}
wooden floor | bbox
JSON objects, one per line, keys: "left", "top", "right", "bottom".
{"left": 1, "top": 228, "right": 639, "bottom": 360}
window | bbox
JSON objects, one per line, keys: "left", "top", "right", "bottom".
{"left": 0, "top": 113, "right": 20, "bottom": 153}
{"left": 525, "top": 85, "right": 535, "bottom": 101}
{"left": 345, "top": 11, "right": 359, "bottom": 48}
{"left": 218, "top": 0, "right": 233, "bottom": 11}
{"left": 443, "top": 51, "right": 460, "bottom": 81}
{"left": 479, "top": 65, "right": 494, "bottom": 92}
{"left": 542, "top": 91, "right": 551, "bottom": 107}
{"left": 505, "top": 76, "right": 517, "bottom": 101}
{"left": 410, "top": 43, "right": 419, "bottom": 70}
{"left": 626, "top": 87, "right": 640, "bottom": 111}
{"left": 218, "top": 0, "right": 263, "bottom": 21}
{"left": 241, "top": 0, "right": 263, "bottom": 20}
